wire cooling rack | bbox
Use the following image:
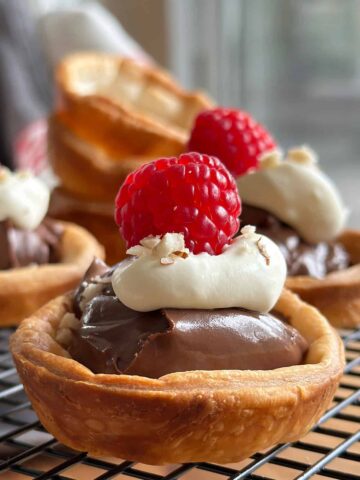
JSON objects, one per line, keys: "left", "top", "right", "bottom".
{"left": 0, "top": 328, "right": 358, "bottom": 480}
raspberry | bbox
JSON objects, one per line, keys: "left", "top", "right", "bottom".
{"left": 188, "top": 108, "right": 277, "bottom": 177}
{"left": 115, "top": 152, "right": 241, "bottom": 255}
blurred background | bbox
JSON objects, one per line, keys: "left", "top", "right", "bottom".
{"left": 0, "top": 0, "right": 359, "bottom": 224}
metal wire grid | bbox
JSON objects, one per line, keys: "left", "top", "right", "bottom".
{"left": 0, "top": 328, "right": 357, "bottom": 480}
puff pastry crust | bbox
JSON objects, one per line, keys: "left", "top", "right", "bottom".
{"left": 11, "top": 289, "right": 344, "bottom": 464}
{"left": 49, "top": 187, "right": 126, "bottom": 264}
{"left": 0, "top": 222, "right": 103, "bottom": 326}
{"left": 50, "top": 53, "right": 213, "bottom": 201}
{"left": 286, "top": 229, "right": 360, "bottom": 328}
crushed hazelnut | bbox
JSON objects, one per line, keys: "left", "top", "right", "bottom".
{"left": 127, "top": 233, "right": 190, "bottom": 264}
{"left": 126, "top": 245, "right": 148, "bottom": 257}
{"left": 240, "top": 225, "right": 257, "bottom": 239}
{"left": 140, "top": 236, "right": 161, "bottom": 249}
{"left": 259, "top": 149, "right": 282, "bottom": 169}
{"left": 160, "top": 257, "right": 174, "bottom": 265}
{"left": 256, "top": 238, "right": 270, "bottom": 265}
{"left": 287, "top": 146, "right": 317, "bottom": 166}
{"left": 171, "top": 250, "right": 189, "bottom": 259}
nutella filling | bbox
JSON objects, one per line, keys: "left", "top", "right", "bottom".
{"left": 69, "top": 259, "right": 308, "bottom": 378}
{"left": 240, "top": 204, "right": 349, "bottom": 278}
{"left": 0, "top": 218, "right": 63, "bottom": 270}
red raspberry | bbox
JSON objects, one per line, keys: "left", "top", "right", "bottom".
{"left": 188, "top": 108, "right": 277, "bottom": 177}
{"left": 115, "top": 152, "right": 241, "bottom": 255}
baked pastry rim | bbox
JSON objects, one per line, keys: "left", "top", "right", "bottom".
{"left": 51, "top": 53, "right": 214, "bottom": 202}
{"left": 10, "top": 288, "right": 344, "bottom": 463}
{"left": 56, "top": 52, "right": 213, "bottom": 137}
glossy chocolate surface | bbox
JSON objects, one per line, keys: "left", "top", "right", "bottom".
{"left": 69, "top": 259, "right": 308, "bottom": 378}
{"left": 0, "top": 218, "right": 63, "bottom": 270}
{"left": 241, "top": 204, "right": 349, "bottom": 277}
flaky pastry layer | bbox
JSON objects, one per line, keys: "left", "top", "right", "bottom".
{"left": 286, "top": 229, "right": 360, "bottom": 328}
{"left": 48, "top": 114, "right": 150, "bottom": 202}
{"left": 50, "top": 53, "right": 213, "bottom": 201}
{"left": 0, "top": 222, "right": 104, "bottom": 326}
{"left": 10, "top": 289, "right": 344, "bottom": 464}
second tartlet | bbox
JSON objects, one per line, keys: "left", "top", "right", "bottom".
{"left": 11, "top": 153, "right": 344, "bottom": 463}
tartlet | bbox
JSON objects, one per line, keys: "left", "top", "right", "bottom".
{"left": 10, "top": 288, "right": 344, "bottom": 464}
{"left": 11, "top": 152, "right": 344, "bottom": 464}
{"left": 187, "top": 108, "right": 360, "bottom": 327}
{"left": 1, "top": 221, "right": 103, "bottom": 326}
{"left": 286, "top": 229, "right": 360, "bottom": 328}
{"left": 0, "top": 167, "right": 104, "bottom": 326}
{"left": 236, "top": 147, "right": 359, "bottom": 328}
{"left": 49, "top": 53, "right": 213, "bottom": 202}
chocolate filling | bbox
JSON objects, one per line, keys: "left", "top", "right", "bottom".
{"left": 0, "top": 218, "right": 63, "bottom": 270}
{"left": 69, "top": 259, "right": 308, "bottom": 378}
{"left": 240, "top": 204, "right": 349, "bottom": 278}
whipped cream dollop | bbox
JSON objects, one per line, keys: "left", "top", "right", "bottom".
{"left": 0, "top": 168, "right": 50, "bottom": 230}
{"left": 112, "top": 227, "right": 287, "bottom": 313}
{"left": 236, "top": 147, "right": 347, "bottom": 244}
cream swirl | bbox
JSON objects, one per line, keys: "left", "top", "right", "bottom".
{"left": 0, "top": 168, "right": 50, "bottom": 230}
{"left": 112, "top": 227, "right": 287, "bottom": 313}
{"left": 237, "top": 146, "right": 347, "bottom": 244}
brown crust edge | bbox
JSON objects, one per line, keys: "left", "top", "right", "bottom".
{"left": 10, "top": 289, "right": 344, "bottom": 464}
{"left": 48, "top": 188, "right": 126, "bottom": 265}
{"left": 47, "top": 114, "right": 151, "bottom": 201}
{"left": 286, "top": 229, "right": 360, "bottom": 328}
{"left": 0, "top": 222, "right": 104, "bottom": 326}
{"left": 56, "top": 52, "right": 213, "bottom": 139}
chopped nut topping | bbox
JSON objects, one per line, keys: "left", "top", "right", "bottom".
{"left": 126, "top": 245, "right": 148, "bottom": 257}
{"left": 256, "top": 238, "right": 270, "bottom": 265}
{"left": 140, "top": 236, "right": 161, "bottom": 249}
{"left": 259, "top": 149, "right": 282, "bottom": 169}
{"left": 240, "top": 225, "right": 257, "bottom": 239}
{"left": 128, "top": 233, "right": 190, "bottom": 265}
{"left": 160, "top": 257, "right": 174, "bottom": 265}
{"left": 171, "top": 250, "right": 189, "bottom": 259}
{"left": 287, "top": 146, "right": 317, "bottom": 165}
{"left": 154, "top": 233, "right": 188, "bottom": 258}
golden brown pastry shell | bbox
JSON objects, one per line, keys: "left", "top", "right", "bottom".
{"left": 0, "top": 222, "right": 104, "bottom": 326}
{"left": 50, "top": 53, "right": 213, "bottom": 202}
{"left": 286, "top": 229, "right": 360, "bottom": 328}
{"left": 56, "top": 53, "right": 213, "bottom": 152}
{"left": 49, "top": 187, "right": 126, "bottom": 264}
{"left": 48, "top": 114, "right": 151, "bottom": 202}
{"left": 11, "top": 289, "right": 344, "bottom": 464}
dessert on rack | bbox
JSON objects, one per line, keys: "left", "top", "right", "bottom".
{"left": 189, "top": 107, "right": 360, "bottom": 327}
{"left": 48, "top": 53, "right": 213, "bottom": 263}
{"left": 0, "top": 167, "right": 103, "bottom": 326}
{"left": 11, "top": 153, "right": 343, "bottom": 464}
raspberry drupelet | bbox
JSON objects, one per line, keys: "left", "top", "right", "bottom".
{"left": 115, "top": 152, "right": 241, "bottom": 255}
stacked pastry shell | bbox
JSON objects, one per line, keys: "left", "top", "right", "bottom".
{"left": 48, "top": 53, "right": 213, "bottom": 263}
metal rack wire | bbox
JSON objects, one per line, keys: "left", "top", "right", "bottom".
{"left": 0, "top": 327, "right": 358, "bottom": 480}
